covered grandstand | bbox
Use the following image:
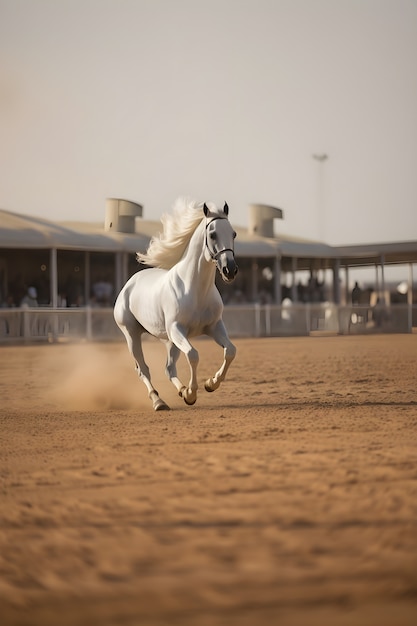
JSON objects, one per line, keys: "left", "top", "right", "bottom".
{"left": 1, "top": 200, "right": 416, "bottom": 341}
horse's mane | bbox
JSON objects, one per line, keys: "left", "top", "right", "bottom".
{"left": 137, "top": 197, "right": 206, "bottom": 269}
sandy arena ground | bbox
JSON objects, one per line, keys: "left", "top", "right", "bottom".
{"left": 1, "top": 334, "right": 416, "bottom": 625}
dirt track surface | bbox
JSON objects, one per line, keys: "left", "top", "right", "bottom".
{"left": 1, "top": 334, "right": 417, "bottom": 625}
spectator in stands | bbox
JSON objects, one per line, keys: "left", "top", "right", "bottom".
{"left": 91, "top": 277, "right": 113, "bottom": 306}
{"left": 1, "top": 295, "right": 15, "bottom": 308}
{"left": 373, "top": 297, "right": 388, "bottom": 328}
{"left": 351, "top": 281, "right": 361, "bottom": 305}
{"left": 20, "top": 286, "right": 39, "bottom": 307}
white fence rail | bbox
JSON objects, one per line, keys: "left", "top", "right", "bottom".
{"left": 223, "top": 303, "right": 414, "bottom": 337}
{"left": 0, "top": 304, "right": 414, "bottom": 344}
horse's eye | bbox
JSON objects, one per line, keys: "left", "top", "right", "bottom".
{"left": 210, "top": 231, "right": 217, "bottom": 240}
{"left": 233, "top": 231, "right": 237, "bottom": 239}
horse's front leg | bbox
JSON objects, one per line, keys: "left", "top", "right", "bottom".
{"left": 205, "top": 319, "right": 236, "bottom": 393}
{"left": 168, "top": 322, "right": 199, "bottom": 405}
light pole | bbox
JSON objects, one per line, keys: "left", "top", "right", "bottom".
{"left": 312, "top": 153, "right": 328, "bottom": 242}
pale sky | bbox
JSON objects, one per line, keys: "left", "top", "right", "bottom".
{"left": 1, "top": 0, "right": 416, "bottom": 245}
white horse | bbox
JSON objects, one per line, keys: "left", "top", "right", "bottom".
{"left": 114, "top": 198, "right": 238, "bottom": 410}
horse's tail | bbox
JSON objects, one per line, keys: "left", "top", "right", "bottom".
{"left": 136, "top": 197, "right": 204, "bottom": 269}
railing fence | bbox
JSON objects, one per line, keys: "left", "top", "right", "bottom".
{"left": 0, "top": 303, "right": 415, "bottom": 344}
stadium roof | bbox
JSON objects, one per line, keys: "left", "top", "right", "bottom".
{"left": 0, "top": 209, "right": 149, "bottom": 252}
{"left": 1, "top": 207, "right": 417, "bottom": 266}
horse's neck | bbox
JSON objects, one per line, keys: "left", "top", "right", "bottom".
{"left": 175, "top": 219, "right": 216, "bottom": 295}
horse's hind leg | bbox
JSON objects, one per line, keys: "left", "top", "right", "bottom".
{"left": 119, "top": 321, "right": 169, "bottom": 411}
{"left": 205, "top": 319, "right": 236, "bottom": 393}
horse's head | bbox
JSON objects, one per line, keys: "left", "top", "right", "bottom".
{"left": 203, "top": 202, "right": 238, "bottom": 283}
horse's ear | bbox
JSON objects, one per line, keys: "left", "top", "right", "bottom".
{"left": 203, "top": 203, "right": 209, "bottom": 217}
{"left": 223, "top": 202, "right": 229, "bottom": 216}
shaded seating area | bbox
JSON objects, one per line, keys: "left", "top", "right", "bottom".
{"left": 1, "top": 201, "right": 416, "bottom": 341}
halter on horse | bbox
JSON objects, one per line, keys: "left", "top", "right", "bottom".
{"left": 114, "top": 199, "right": 238, "bottom": 410}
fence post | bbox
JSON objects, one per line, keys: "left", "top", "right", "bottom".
{"left": 86, "top": 306, "right": 92, "bottom": 340}
{"left": 22, "top": 308, "right": 30, "bottom": 339}
{"left": 265, "top": 304, "right": 271, "bottom": 336}
{"left": 50, "top": 311, "right": 59, "bottom": 343}
{"left": 305, "top": 303, "right": 311, "bottom": 335}
{"left": 255, "top": 303, "right": 261, "bottom": 337}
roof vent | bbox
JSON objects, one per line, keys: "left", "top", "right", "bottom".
{"left": 248, "top": 204, "right": 284, "bottom": 238}
{"left": 105, "top": 198, "right": 143, "bottom": 233}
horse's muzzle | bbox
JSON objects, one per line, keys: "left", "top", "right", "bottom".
{"left": 221, "top": 257, "right": 239, "bottom": 283}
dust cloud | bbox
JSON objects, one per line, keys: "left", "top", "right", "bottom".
{"left": 44, "top": 341, "right": 169, "bottom": 411}
{"left": 1, "top": 338, "right": 210, "bottom": 414}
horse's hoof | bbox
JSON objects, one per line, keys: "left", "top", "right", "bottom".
{"left": 205, "top": 378, "right": 220, "bottom": 392}
{"left": 152, "top": 395, "right": 170, "bottom": 411}
{"left": 179, "top": 386, "right": 196, "bottom": 405}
